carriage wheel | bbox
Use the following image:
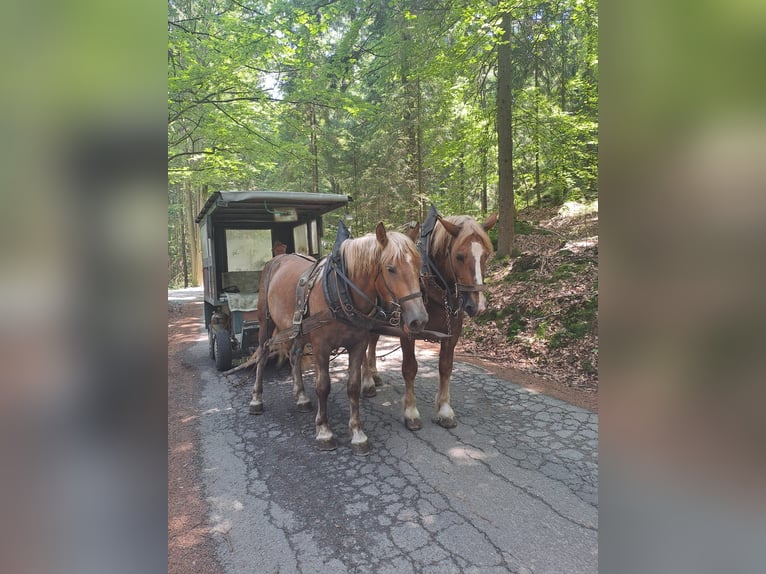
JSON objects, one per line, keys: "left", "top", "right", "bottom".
{"left": 214, "top": 329, "right": 233, "bottom": 371}
{"left": 208, "top": 327, "right": 216, "bottom": 360}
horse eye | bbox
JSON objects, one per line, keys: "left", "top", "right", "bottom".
{"left": 386, "top": 265, "right": 396, "bottom": 274}
{"left": 456, "top": 254, "right": 465, "bottom": 262}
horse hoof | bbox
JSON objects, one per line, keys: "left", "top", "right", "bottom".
{"left": 296, "top": 401, "right": 313, "bottom": 413}
{"left": 351, "top": 441, "right": 371, "bottom": 456}
{"left": 405, "top": 418, "right": 423, "bottom": 431}
{"left": 372, "top": 374, "right": 383, "bottom": 387}
{"left": 249, "top": 403, "right": 264, "bottom": 415}
{"left": 362, "top": 386, "right": 377, "bottom": 398}
{"left": 432, "top": 416, "right": 457, "bottom": 429}
{"left": 316, "top": 438, "right": 338, "bottom": 451}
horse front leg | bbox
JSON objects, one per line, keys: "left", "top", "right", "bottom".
{"left": 361, "top": 333, "right": 381, "bottom": 397}
{"left": 400, "top": 335, "right": 422, "bottom": 431}
{"left": 347, "top": 340, "right": 371, "bottom": 456}
{"left": 432, "top": 336, "right": 458, "bottom": 428}
{"left": 313, "top": 344, "right": 337, "bottom": 451}
{"left": 290, "top": 341, "right": 312, "bottom": 412}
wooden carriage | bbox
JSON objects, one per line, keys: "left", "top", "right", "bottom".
{"left": 195, "top": 191, "right": 351, "bottom": 370}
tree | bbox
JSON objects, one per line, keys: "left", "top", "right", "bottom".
{"left": 496, "top": 10, "right": 515, "bottom": 256}
{"left": 166, "top": 0, "right": 598, "bottom": 283}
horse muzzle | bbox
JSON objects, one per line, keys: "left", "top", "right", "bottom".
{"left": 463, "top": 292, "right": 487, "bottom": 317}
{"left": 400, "top": 295, "right": 428, "bottom": 333}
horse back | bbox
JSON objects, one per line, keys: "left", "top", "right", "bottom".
{"left": 260, "top": 254, "right": 316, "bottom": 331}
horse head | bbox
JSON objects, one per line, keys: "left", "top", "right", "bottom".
{"left": 373, "top": 222, "right": 428, "bottom": 333}
{"left": 434, "top": 213, "right": 497, "bottom": 317}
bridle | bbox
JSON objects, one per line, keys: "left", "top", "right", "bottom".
{"left": 445, "top": 246, "right": 488, "bottom": 296}
{"left": 419, "top": 205, "right": 488, "bottom": 319}
{"left": 375, "top": 267, "right": 424, "bottom": 326}
{"left": 324, "top": 221, "right": 423, "bottom": 329}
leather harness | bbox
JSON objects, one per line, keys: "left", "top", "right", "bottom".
{"left": 417, "top": 205, "right": 488, "bottom": 339}
{"left": 262, "top": 208, "right": 491, "bottom": 351}
{"left": 262, "top": 219, "right": 424, "bottom": 348}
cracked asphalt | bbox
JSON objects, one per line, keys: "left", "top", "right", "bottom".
{"left": 187, "top": 335, "right": 598, "bottom": 573}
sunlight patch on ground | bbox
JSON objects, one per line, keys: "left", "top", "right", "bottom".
{"left": 168, "top": 286, "right": 203, "bottom": 301}
{"left": 557, "top": 200, "right": 598, "bottom": 218}
{"left": 448, "top": 446, "right": 487, "bottom": 465}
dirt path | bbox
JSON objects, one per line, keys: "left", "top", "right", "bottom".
{"left": 167, "top": 287, "right": 597, "bottom": 572}
{"left": 168, "top": 290, "right": 221, "bottom": 574}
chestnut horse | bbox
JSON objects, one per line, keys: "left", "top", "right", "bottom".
{"left": 363, "top": 209, "right": 497, "bottom": 430}
{"left": 249, "top": 222, "right": 427, "bottom": 454}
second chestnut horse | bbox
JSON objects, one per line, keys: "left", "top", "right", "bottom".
{"left": 363, "top": 208, "right": 497, "bottom": 430}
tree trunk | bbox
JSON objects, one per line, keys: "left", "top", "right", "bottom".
{"left": 534, "top": 62, "right": 541, "bottom": 207}
{"left": 309, "top": 104, "right": 319, "bottom": 193}
{"left": 496, "top": 11, "right": 515, "bottom": 256}
{"left": 416, "top": 76, "right": 425, "bottom": 221}
{"left": 480, "top": 143, "right": 488, "bottom": 216}
{"left": 180, "top": 203, "right": 188, "bottom": 288}
{"left": 480, "top": 85, "right": 489, "bottom": 216}
{"left": 185, "top": 185, "right": 203, "bottom": 286}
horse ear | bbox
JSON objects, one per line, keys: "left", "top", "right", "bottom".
{"left": 438, "top": 216, "right": 462, "bottom": 238}
{"left": 375, "top": 221, "right": 388, "bottom": 248}
{"left": 482, "top": 213, "right": 498, "bottom": 231}
{"left": 406, "top": 222, "right": 420, "bottom": 242}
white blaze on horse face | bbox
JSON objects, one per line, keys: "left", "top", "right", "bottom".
{"left": 471, "top": 241, "right": 487, "bottom": 313}
{"left": 470, "top": 241, "right": 484, "bottom": 286}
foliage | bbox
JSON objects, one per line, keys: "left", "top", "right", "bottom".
{"left": 168, "top": 0, "right": 598, "bottom": 278}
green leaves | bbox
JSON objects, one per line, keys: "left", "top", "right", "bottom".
{"left": 168, "top": 0, "right": 597, "bottom": 217}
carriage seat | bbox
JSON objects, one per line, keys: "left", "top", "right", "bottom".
{"left": 224, "top": 292, "right": 259, "bottom": 312}
{"left": 221, "top": 270, "right": 262, "bottom": 311}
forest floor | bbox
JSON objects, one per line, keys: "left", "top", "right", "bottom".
{"left": 457, "top": 200, "right": 598, "bottom": 412}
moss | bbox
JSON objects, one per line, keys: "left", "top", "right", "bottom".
{"left": 505, "top": 315, "right": 528, "bottom": 341}
{"left": 548, "top": 296, "right": 598, "bottom": 348}
{"left": 515, "top": 220, "right": 536, "bottom": 235}
{"left": 473, "top": 303, "right": 516, "bottom": 324}
{"left": 515, "top": 219, "right": 555, "bottom": 236}
{"left": 505, "top": 268, "right": 534, "bottom": 283}
{"left": 549, "top": 261, "right": 589, "bottom": 282}
{"left": 548, "top": 332, "right": 567, "bottom": 349}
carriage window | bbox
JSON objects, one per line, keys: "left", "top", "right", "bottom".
{"left": 225, "top": 229, "right": 272, "bottom": 271}
{"left": 293, "top": 224, "right": 309, "bottom": 255}
{"left": 310, "top": 220, "right": 319, "bottom": 255}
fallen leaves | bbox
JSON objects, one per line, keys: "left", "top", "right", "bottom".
{"left": 459, "top": 202, "right": 599, "bottom": 393}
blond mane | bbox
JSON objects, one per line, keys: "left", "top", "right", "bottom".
{"left": 341, "top": 231, "right": 420, "bottom": 279}
{"left": 431, "top": 215, "right": 493, "bottom": 259}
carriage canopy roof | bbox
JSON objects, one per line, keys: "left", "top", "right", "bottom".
{"left": 195, "top": 191, "right": 352, "bottom": 225}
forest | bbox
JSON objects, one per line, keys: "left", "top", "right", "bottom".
{"left": 168, "top": 0, "right": 598, "bottom": 288}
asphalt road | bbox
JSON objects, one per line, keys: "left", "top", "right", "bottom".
{"left": 186, "top": 324, "right": 598, "bottom": 573}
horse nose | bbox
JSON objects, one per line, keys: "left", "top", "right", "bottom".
{"left": 477, "top": 293, "right": 487, "bottom": 314}
{"left": 464, "top": 298, "right": 478, "bottom": 317}
{"left": 405, "top": 303, "right": 427, "bottom": 333}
